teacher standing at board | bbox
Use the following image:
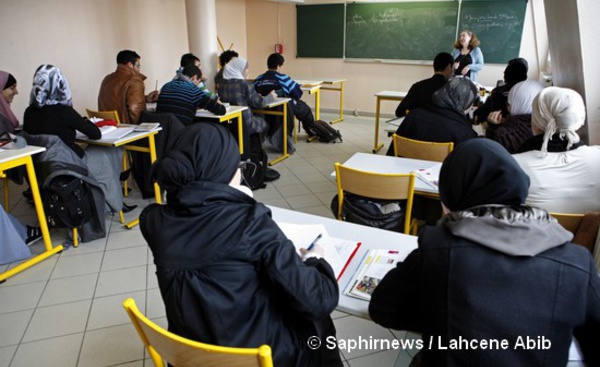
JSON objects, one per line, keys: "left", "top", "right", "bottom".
{"left": 451, "top": 30, "right": 484, "bottom": 82}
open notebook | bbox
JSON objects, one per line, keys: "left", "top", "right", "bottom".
{"left": 276, "top": 222, "right": 361, "bottom": 280}
{"left": 76, "top": 126, "right": 135, "bottom": 141}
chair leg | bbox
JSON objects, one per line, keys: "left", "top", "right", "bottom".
{"left": 73, "top": 228, "right": 79, "bottom": 248}
{"left": 119, "top": 210, "right": 125, "bottom": 224}
{"left": 122, "top": 153, "right": 129, "bottom": 197}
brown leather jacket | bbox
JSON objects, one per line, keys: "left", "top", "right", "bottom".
{"left": 98, "top": 65, "right": 147, "bottom": 124}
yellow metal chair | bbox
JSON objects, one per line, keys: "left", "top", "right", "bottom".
{"left": 392, "top": 134, "right": 454, "bottom": 162}
{"left": 85, "top": 109, "right": 131, "bottom": 201}
{"left": 550, "top": 212, "right": 584, "bottom": 235}
{"left": 334, "top": 162, "right": 417, "bottom": 235}
{"left": 122, "top": 298, "right": 274, "bottom": 367}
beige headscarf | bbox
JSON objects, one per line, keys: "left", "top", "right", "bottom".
{"left": 531, "top": 87, "right": 586, "bottom": 154}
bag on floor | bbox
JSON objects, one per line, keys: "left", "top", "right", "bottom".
{"left": 240, "top": 150, "right": 268, "bottom": 191}
{"left": 44, "top": 175, "right": 93, "bottom": 228}
{"left": 331, "top": 193, "right": 405, "bottom": 232}
{"left": 309, "top": 120, "right": 343, "bottom": 143}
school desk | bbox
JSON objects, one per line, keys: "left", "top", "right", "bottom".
{"left": 0, "top": 145, "right": 64, "bottom": 283}
{"left": 252, "top": 97, "right": 292, "bottom": 165}
{"left": 196, "top": 105, "right": 247, "bottom": 154}
{"left": 298, "top": 78, "right": 347, "bottom": 124}
{"left": 373, "top": 91, "right": 407, "bottom": 153}
{"left": 297, "top": 81, "right": 322, "bottom": 121}
{"left": 77, "top": 129, "right": 162, "bottom": 229}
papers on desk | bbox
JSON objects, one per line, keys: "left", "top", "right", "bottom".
{"left": 413, "top": 163, "right": 442, "bottom": 190}
{"left": 277, "top": 222, "right": 361, "bottom": 280}
{"left": 133, "top": 122, "right": 160, "bottom": 132}
{"left": 76, "top": 126, "right": 135, "bottom": 141}
{"left": 345, "top": 249, "right": 405, "bottom": 301}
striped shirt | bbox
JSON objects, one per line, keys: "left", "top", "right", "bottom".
{"left": 253, "top": 70, "right": 303, "bottom": 100}
{"left": 156, "top": 79, "right": 225, "bottom": 126}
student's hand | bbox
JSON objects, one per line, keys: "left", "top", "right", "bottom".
{"left": 461, "top": 66, "right": 470, "bottom": 76}
{"left": 454, "top": 62, "right": 460, "bottom": 70}
{"left": 269, "top": 90, "right": 277, "bottom": 98}
{"left": 300, "top": 243, "right": 324, "bottom": 258}
{"left": 146, "top": 90, "right": 159, "bottom": 102}
{"left": 487, "top": 111, "right": 503, "bottom": 125}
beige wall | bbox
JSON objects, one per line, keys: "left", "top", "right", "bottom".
{"left": 0, "top": 0, "right": 188, "bottom": 121}
{"left": 0, "top": 0, "right": 549, "bottom": 120}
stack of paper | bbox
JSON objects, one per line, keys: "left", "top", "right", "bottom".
{"left": 76, "top": 126, "right": 135, "bottom": 140}
{"left": 276, "top": 222, "right": 361, "bottom": 280}
{"left": 134, "top": 122, "right": 160, "bottom": 132}
{"left": 345, "top": 249, "right": 404, "bottom": 301}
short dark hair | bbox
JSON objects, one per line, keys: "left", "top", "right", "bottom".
{"left": 182, "top": 65, "right": 202, "bottom": 79}
{"left": 267, "top": 53, "right": 285, "bottom": 69}
{"left": 116, "top": 50, "right": 140, "bottom": 65}
{"left": 219, "top": 50, "right": 239, "bottom": 67}
{"left": 180, "top": 53, "right": 200, "bottom": 68}
{"left": 3, "top": 74, "right": 16, "bottom": 90}
{"left": 433, "top": 52, "right": 454, "bottom": 72}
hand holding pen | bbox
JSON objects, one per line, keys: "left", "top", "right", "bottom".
{"left": 300, "top": 234, "right": 324, "bottom": 258}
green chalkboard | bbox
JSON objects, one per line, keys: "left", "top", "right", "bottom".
{"left": 345, "top": 2, "right": 458, "bottom": 60}
{"left": 296, "top": 4, "right": 344, "bottom": 58}
{"left": 458, "top": 0, "right": 528, "bottom": 63}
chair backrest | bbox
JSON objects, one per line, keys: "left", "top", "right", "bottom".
{"left": 392, "top": 134, "right": 453, "bottom": 162}
{"left": 122, "top": 298, "right": 274, "bottom": 367}
{"left": 86, "top": 109, "right": 121, "bottom": 125}
{"left": 550, "top": 212, "right": 584, "bottom": 235}
{"left": 334, "top": 162, "right": 415, "bottom": 234}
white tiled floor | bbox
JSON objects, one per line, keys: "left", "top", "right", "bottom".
{"left": 0, "top": 113, "right": 419, "bottom": 367}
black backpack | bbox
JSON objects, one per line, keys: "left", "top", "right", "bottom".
{"left": 309, "top": 120, "right": 343, "bottom": 143}
{"left": 44, "top": 175, "right": 93, "bottom": 228}
{"left": 240, "top": 150, "right": 268, "bottom": 191}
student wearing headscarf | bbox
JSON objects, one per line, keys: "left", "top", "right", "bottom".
{"left": 140, "top": 123, "right": 342, "bottom": 367}
{"left": 485, "top": 79, "right": 544, "bottom": 153}
{"left": 513, "top": 87, "right": 600, "bottom": 213}
{"left": 370, "top": 139, "right": 600, "bottom": 367}
{"left": 0, "top": 71, "right": 20, "bottom": 133}
{"left": 474, "top": 57, "right": 528, "bottom": 124}
{"left": 23, "top": 64, "right": 128, "bottom": 214}
{"left": 387, "top": 77, "right": 478, "bottom": 155}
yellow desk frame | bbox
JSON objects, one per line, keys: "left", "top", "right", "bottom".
{"left": 0, "top": 146, "right": 63, "bottom": 283}
{"left": 196, "top": 106, "right": 246, "bottom": 155}
{"left": 320, "top": 79, "right": 346, "bottom": 124}
{"left": 253, "top": 98, "right": 291, "bottom": 166}
{"left": 373, "top": 91, "right": 406, "bottom": 153}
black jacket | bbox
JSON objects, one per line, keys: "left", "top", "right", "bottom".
{"left": 140, "top": 182, "right": 339, "bottom": 367}
{"left": 370, "top": 206, "right": 600, "bottom": 367}
{"left": 395, "top": 107, "right": 477, "bottom": 145}
{"left": 396, "top": 74, "right": 447, "bottom": 117}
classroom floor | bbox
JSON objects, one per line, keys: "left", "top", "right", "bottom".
{"left": 0, "top": 112, "right": 420, "bottom": 367}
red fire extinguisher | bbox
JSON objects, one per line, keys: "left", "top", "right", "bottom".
{"left": 275, "top": 44, "right": 284, "bottom": 54}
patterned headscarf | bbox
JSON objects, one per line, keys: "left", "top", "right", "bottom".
{"left": 222, "top": 57, "right": 248, "bottom": 80}
{"left": 531, "top": 87, "right": 586, "bottom": 154}
{"left": 29, "top": 64, "right": 73, "bottom": 108}
{"left": 432, "top": 77, "right": 478, "bottom": 114}
{"left": 0, "top": 71, "right": 19, "bottom": 129}
{"left": 507, "top": 80, "right": 544, "bottom": 116}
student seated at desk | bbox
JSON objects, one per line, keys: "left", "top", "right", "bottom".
{"left": 386, "top": 77, "right": 478, "bottom": 156}
{"left": 254, "top": 53, "right": 315, "bottom": 138}
{"left": 370, "top": 139, "right": 600, "bottom": 367}
{"left": 157, "top": 65, "right": 225, "bottom": 126}
{"left": 0, "top": 71, "right": 20, "bottom": 134}
{"left": 394, "top": 52, "right": 454, "bottom": 118}
{"left": 140, "top": 123, "right": 342, "bottom": 367}
{"left": 214, "top": 50, "right": 238, "bottom": 95}
{"left": 177, "top": 53, "right": 217, "bottom": 100}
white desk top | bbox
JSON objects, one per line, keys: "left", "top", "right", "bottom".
{"left": 77, "top": 128, "right": 162, "bottom": 147}
{"left": 195, "top": 105, "right": 247, "bottom": 118}
{"left": 0, "top": 145, "right": 46, "bottom": 164}
{"left": 375, "top": 91, "right": 408, "bottom": 98}
{"left": 295, "top": 79, "right": 323, "bottom": 87}
{"left": 261, "top": 97, "right": 291, "bottom": 109}
{"left": 332, "top": 153, "right": 439, "bottom": 195}
{"left": 269, "top": 205, "right": 418, "bottom": 318}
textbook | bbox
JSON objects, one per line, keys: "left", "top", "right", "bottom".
{"left": 413, "top": 163, "right": 442, "bottom": 190}
{"left": 276, "top": 222, "right": 361, "bottom": 280}
{"left": 133, "top": 122, "right": 161, "bottom": 132}
{"left": 345, "top": 249, "right": 405, "bottom": 301}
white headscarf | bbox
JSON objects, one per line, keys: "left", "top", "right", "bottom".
{"left": 222, "top": 57, "right": 247, "bottom": 80}
{"left": 507, "top": 80, "right": 544, "bottom": 115}
{"left": 29, "top": 64, "right": 72, "bottom": 108}
{"left": 531, "top": 87, "right": 586, "bottom": 154}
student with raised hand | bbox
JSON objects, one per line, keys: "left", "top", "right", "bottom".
{"left": 157, "top": 65, "right": 225, "bottom": 126}
{"left": 513, "top": 87, "right": 600, "bottom": 213}
{"left": 451, "top": 30, "right": 484, "bottom": 82}
{"left": 395, "top": 52, "right": 454, "bottom": 118}
{"left": 485, "top": 79, "right": 544, "bottom": 153}
{"left": 0, "top": 71, "right": 20, "bottom": 133}
{"left": 140, "top": 123, "right": 343, "bottom": 367}
{"left": 370, "top": 139, "right": 600, "bottom": 367}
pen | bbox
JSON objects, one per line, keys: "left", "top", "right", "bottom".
{"left": 306, "top": 234, "right": 322, "bottom": 251}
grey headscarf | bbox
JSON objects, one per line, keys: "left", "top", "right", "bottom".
{"left": 29, "top": 64, "right": 73, "bottom": 108}
{"left": 432, "top": 77, "right": 478, "bottom": 114}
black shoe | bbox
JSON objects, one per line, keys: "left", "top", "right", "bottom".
{"left": 121, "top": 202, "right": 138, "bottom": 213}
{"left": 264, "top": 168, "right": 280, "bottom": 182}
{"left": 25, "top": 225, "right": 43, "bottom": 246}
{"left": 120, "top": 169, "right": 132, "bottom": 182}
{"left": 22, "top": 189, "right": 34, "bottom": 204}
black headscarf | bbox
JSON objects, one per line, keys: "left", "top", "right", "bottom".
{"left": 504, "top": 58, "right": 528, "bottom": 85}
{"left": 151, "top": 123, "right": 240, "bottom": 191}
{"left": 439, "top": 139, "right": 530, "bottom": 211}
